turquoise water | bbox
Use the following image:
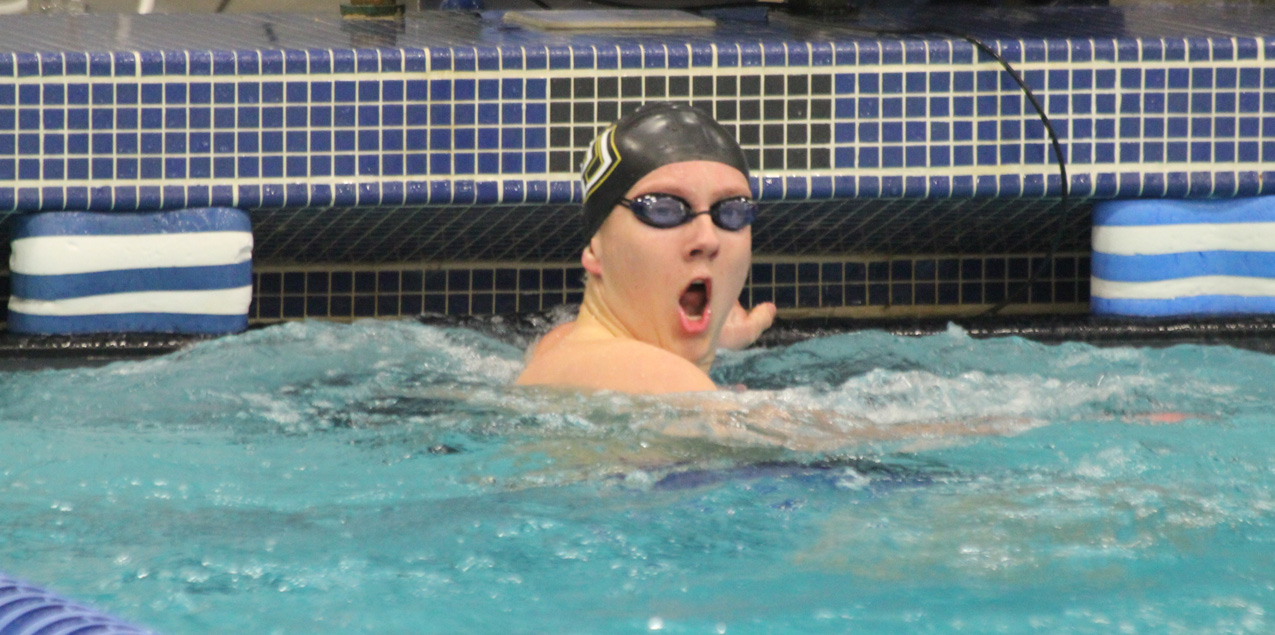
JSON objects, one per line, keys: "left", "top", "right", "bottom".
{"left": 3, "top": 320, "right": 1274, "bottom": 634}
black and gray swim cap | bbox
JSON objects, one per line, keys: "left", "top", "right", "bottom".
{"left": 580, "top": 103, "right": 750, "bottom": 239}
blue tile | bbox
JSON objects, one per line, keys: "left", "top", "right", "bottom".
{"left": 418, "top": 152, "right": 441, "bottom": 175}
{"left": 283, "top": 50, "right": 307, "bottom": 74}
{"left": 501, "top": 128, "right": 522, "bottom": 148}
{"left": 134, "top": 185, "right": 161, "bottom": 210}
{"left": 1093, "top": 172, "right": 1118, "bottom": 197}
{"left": 619, "top": 43, "right": 644, "bottom": 68}
{"left": 788, "top": 42, "right": 811, "bottom": 67}
{"left": 500, "top": 47, "right": 525, "bottom": 71}
{"left": 669, "top": 44, "right": 690, "bottom": 68}
{"left": 762, "top": 41, "right": 784, "bottom": 66}
{"left": 972, "top": 175, "right": 995, "bottom": 197}
{"left": 331, "top": 182, "right": 356, "bottom": 206}
{"left": 1217, "top": 67, "right": 1238, "bottom": 89}
{"left": 379, "top": 49, "right": 403, "bottom": 73}
{"left": 526, "top": 102, "right": 546, "bottom": 125}
{"left": 404, "top": 48, "right": 428, "bottom": 73}
{"left": 307, "top": 49, "right": 332, "bottom": 74}
{"left": 880, "top": 40, "right": 903, "bottom": 65}
{"left": 1189, "top": 38, "right": 1215, "bottom": 62}
{"left": 548, "top": 45, "right": 571, "bottom": 69}
{"left": 1023, "top": 40, "right": 1046, "bottom": 63}
{"left": 525, "top": 178, "right": 548, "bottom": 201}
{"left": 1135, "top": 171, "right": 1163, "bottom": 196}
{"left": 691, "top": 42, "right": 714, "bottom": 67}
{"left": 13, "top": 186, "right": 38, "bottom": 211}
{"left": 899, "top": 175, "right": 922, "bottom": 197}
{"left": 261, "top": 50, "right": 284, "bottom": 75}
{"left": 897, "top": 39, "right": 923, "bottom": 65}
{"left": 1236, "top": 171, "right": 1262, "bottom": 196}
{"left": 1237, "top": 37, "right": 1260, "bottom": 60}
{"left": 929, "top": 145, "right": 950, "bottom": 167}
{"left": 61, "top": 51, "right": 89, "bottom": 76}
{"left": 13, "top": 53, "right": 36, "bottom": 77}
{"left": 453, "top": 128, "right": 473, "bottom": 149}
{"left": 549, "top": 180, "right": 573, "bottom": 203}
{"left": 38, "top": 185, "right": 66, "bottom": 211}
{"left": 1240, "top": 140, "right": 1260, "bottom": 161}
{"left": 33, "top": 52, "right": 61, "bottom": 77}
{"left": 476, "top": 46, "right": 500, "bottom": 71}
{"left": 784, "top": 176, "right": 807, "bottom": 199}
{"left": 453, "top": 46, "right": 476, "bottom": 71}
{"left": 1188, "top": 171, "right": 1214, "bottom": 196}
{"left": 63, "top": 157, "right": 87, "bottom": 181}
{"left": 159, "top": 50, "right": 187, "bottom": 75}
{"left": 235, "top": 50, "right": 261, "bottom": 76}
{"left": 833, "top": 147, "right": 853, "bottom": 168}
{"left": 424, "top": 48, "right": 451, "bottom": 73}
{"left": 882, "top": 72, "right": 903, "bottom": 94}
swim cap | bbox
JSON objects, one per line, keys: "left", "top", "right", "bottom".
{"left": 580, "top": 103, "right": 750, "bottom": 239}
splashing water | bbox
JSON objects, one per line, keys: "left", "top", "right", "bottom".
{"left": 2, "top": 320, "right": 1274, "bottom": 634}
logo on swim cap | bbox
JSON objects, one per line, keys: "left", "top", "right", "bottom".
{"left": 581, "top": 124, "right": 620, "bottom": 200}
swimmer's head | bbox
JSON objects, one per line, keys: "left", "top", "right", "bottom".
{"left": 580, "top": 103, "right": 750, "bottom": 239}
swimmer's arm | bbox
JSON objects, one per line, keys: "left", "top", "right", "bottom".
{"left": 716, "top": 301, "right": 777, "bottom": 351}
{"left": 654, "top": 396, "right": 1044, "bottom": 453}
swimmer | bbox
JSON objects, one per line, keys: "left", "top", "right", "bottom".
{"left": 516, "top": 103, "right": 776, "bottom": 393}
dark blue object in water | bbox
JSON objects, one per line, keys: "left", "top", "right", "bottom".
{"left": 0, "top": 572, "right": 151, "bottom": 634}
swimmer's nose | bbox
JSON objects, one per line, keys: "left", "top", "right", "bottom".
{"left": 685, "top": 213, "right": 720, "bottom": 261}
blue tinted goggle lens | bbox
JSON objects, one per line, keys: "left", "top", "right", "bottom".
{"left": 620, "top": 194, "right": 758, "bottom": 231}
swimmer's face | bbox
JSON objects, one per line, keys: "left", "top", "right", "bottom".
{"left": 584, "top": 160, "right": 753, "bottom": 368}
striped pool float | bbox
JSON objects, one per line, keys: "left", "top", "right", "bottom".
{"left": 1091, "top": 196, "right": 1275, "bottom": 317}
{"left": 8, "top": 208, "right": 253, "bottom": 334}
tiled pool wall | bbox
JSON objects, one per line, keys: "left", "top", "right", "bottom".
{"left": 0, "top": 9, "right": 1270, "bottom": 322}
{"left": 248, "top": 251, "right": 1093, "bottom": 322}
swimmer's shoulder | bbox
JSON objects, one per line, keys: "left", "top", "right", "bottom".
{"left": 516, "top": 335, "right": 717, "bottom": 394}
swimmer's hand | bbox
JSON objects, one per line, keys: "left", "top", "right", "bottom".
{"left": 717, "top": 301, "right": 777, "bottom": 351}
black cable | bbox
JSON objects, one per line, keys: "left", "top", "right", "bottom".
{"left": 865, "top": 24, "right": 1072, "bottom": 315}
{"left": 933, "top": 28, "right": 1070, "bottom": 315}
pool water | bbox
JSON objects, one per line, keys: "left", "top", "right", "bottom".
{"left": 2, "top": 320, "right": 1274, "bottom": 634}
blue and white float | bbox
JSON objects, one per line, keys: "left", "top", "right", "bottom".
{"left": 1091, "top": 196, "right": 1275, "bottom": 317}
{"left": 7, "top": 208, "right": 253, "bottom": 334}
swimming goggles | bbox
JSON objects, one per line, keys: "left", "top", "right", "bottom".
{"left": 618, "top": 193, "right": 758, "bottom": 231}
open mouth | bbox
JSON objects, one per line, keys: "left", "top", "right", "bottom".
{"left": 679, "top": 279, "right": 710, "bottom": 321}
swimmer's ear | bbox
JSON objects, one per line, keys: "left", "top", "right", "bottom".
{"left": 581, "top": 238, "right": 603, "bottom": 277}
